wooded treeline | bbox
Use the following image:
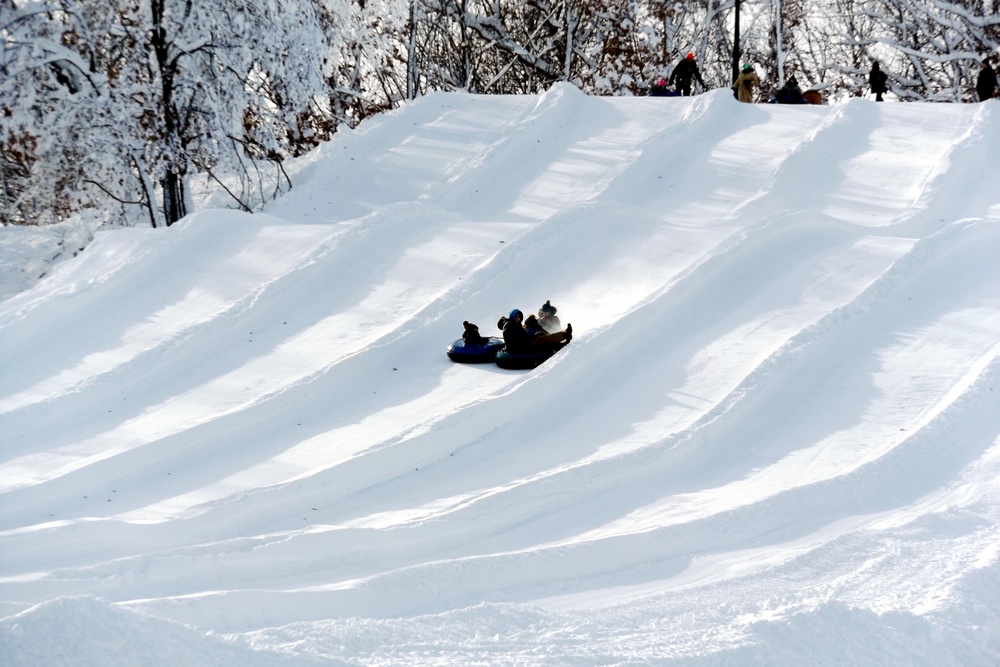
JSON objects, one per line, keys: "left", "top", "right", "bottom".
{"left": 2, "top": 0, "right": 998, "bottom": 227}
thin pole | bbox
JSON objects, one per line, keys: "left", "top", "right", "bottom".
{"left": 776, "top": 0, "right": 783, "bottom": 86}
{"left": 733, "top": 0, "right": 741, "bottom": 84}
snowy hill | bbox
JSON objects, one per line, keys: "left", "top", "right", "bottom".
{"left": 2, "top": 83, "right": 999, "bottom": 665}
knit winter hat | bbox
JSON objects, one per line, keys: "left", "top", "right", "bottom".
{"left": 539, "top": 300, "right": 557, "bottom": 315}
{"left": 686, "top": 53, "right": 695, "bottom": 60}
{"left": 509, "top": 309, "right": 523, "bottom": 320}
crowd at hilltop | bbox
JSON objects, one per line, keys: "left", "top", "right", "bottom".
{"left": 648, "top": 52, "right": 1000, "bottom": 104}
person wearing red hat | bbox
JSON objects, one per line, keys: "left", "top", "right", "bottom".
{"left": 669, "top": 52, "right": 706, "bottom": 96}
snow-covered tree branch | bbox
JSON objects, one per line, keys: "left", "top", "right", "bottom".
{"left": 3, "top": 0, "right": 997, "bottom": 228}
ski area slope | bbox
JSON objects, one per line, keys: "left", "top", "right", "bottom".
{"left": 2, "top": 83, "right": 1000, "bottom": 665}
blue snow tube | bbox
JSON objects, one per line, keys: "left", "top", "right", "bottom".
{"left": 494, "top": 341, "right": 568, "bottom": 370}
{"left": 446, "top": 336, "right": 505, "bottom": 363}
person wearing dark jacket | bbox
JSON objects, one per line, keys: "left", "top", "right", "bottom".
{"left": 775, "top": 77, "right": 807, "bottom": 104}
{"left": 523, "top": 315, "right": 546, "bottom": 338}
{"left": 869, "top": 62, "right": 888, "bottom": 102}
{"left": 461, "top": 320, "right": 487, "bottom": 344}
{"left": 649, "top": 78, "right": 677, "bottom": 97}
{"left": 976, "top": 60, "right": 998, "bottom": 101}
{"left": 669, "top": 53, "right": 706, "bottom": 97}
{"left": 500, "top": 309, "right": 571, "bottom": 353}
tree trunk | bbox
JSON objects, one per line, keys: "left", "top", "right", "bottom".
{"left": 150, "top": 0, "right": 186, "bottom": 226}
{"left": 460, "top": 0, "right": 470, "bottom": 89}
{"left": 733, "top": 0, "right": 741, "bottom": 84}
{"left": 161, "top": 170, "right": 186, "bottom": 227}
{"left": 407, "top": 0, "right": 418, "bottom": 99}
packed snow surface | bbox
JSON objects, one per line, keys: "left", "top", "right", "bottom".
{"left": 2, "top": 84, "right": 1000, "bottom": 665}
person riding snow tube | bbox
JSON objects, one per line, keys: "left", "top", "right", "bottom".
{"left": 446, "top": 321, "right": 504, "bottom": 363}
{"left": 494, "top": 341, "right": 569, "bottom": 369}
{"left": 495, "top": 309, "right": 572, "bottom": 369}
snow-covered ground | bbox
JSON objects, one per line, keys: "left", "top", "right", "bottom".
{"left": 2, "top": 84, "right": 999, "bottom": 665}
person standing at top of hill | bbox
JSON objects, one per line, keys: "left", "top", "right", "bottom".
{"left": 733, "top": 64, "right": 760, "bottom": 103}
{"left": 869, "top": 61, "right": 888, "bottom": 102}
{"left": 775, "top": 76, "right": 807, "bottom": 104}
{"left": 977, "top": 59, "right": 998, "bottom": 101}
{"left": 669, "top": 53, "right": 706, "bottom": 97}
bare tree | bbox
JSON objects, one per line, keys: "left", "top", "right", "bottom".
{"left": 5, "top": 0, "right": 999, "bottom": 229}
{"left": 2, "top": 0, "right": 332, "bottom": 227}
